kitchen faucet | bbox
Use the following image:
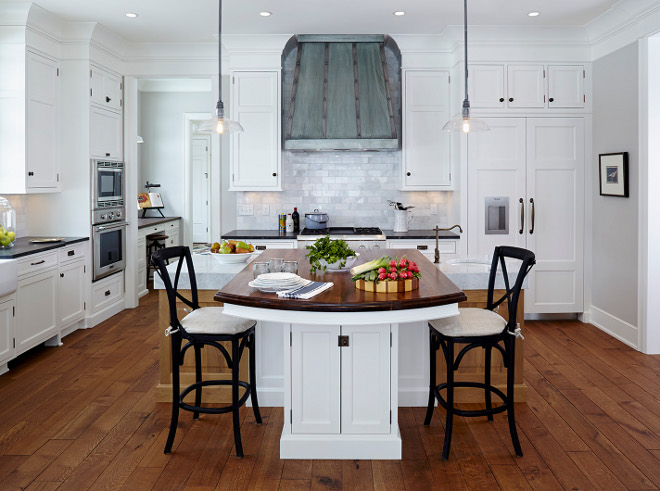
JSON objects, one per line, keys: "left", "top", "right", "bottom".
{"left": 434, "top": 225, "right": 463, "bottom": 263}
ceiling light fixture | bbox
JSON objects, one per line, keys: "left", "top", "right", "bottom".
{"left": 259, "top": 11, "right": 272, "bottom": 17}
{"left": 198, "top": 0, "right": 244, "bottom": 135}
{"left": 528, "top": 11, "right": 540, "bottom": 17}
{"left": 125, "top": 13, "right": 138, "bottom": 18}
{"left": 443, "top": 0, "right": 489, "bottom": 133}
{"left": 393, "top": 11, "right": 405, "bottom": 16}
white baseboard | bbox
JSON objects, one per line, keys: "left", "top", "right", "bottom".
{"left": 85, "top": 300, "right": 126, "bottom": 328}
{"left": 61, "top": 319, "right": 86, "bottom": 338}
{"left": 589, "top": 305, "right": 638, "bottom": 349}
{"left": 250, "top": 387, "right": 284, "bottom": 407}
{"left": 398, "top": 388, "right": 430, "bottom": 407}
{"left": 577, "top": 311, "right": 592, "bottom": 323}
{"left": 0, "top": 363, "right": 8, "bottom": 376}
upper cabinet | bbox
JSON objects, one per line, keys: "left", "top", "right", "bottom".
{"left": 89, "top": 64, "right": 123, "bottom": 162}
{"left": 0, "top": 50, "right": 60, "bottom": 194}
{"left": 468, "top": 63, "right": 586, "bottom": 111}
{"left": 229, "top": 70, "right": 281, "bottom": 191}
{"left": 401, "top": 69, "right": 453, "bottom": 191}
{"left": 90, "top": 65, "right": 123, "bottom": 112}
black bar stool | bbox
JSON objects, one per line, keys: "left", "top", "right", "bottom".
{"left": 424, "top": 246, "right": 535, "bottom": 460}
{"left": 151, "top": 245, "right": 261, "bottom": 458}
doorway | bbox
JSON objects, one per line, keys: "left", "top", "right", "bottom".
{"left": 192, "top": 134, "right": 211, "bottom": 243}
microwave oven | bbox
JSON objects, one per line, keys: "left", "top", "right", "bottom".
{"left": 93, "top": 160, "right": 124, "bottom": 207}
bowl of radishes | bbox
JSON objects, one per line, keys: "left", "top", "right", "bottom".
{"left": 350, "top": 255, "right": 421, "bottom": 293}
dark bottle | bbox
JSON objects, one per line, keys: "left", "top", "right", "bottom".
{"left": 292, "top": 207, "right": 300, "bottom": 233}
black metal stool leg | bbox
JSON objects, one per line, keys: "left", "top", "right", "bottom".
{"left": 424, "top": 328, "right": 437, "bottom": 426}
{"left": 506, "top": 337, "right": 523, "bottom": 457}
{"left": 442, "top": 340, "right": 454, "bottom": 461}
{"left": 193, "top": 344, "right": 202, "bottom": 420}
{"left": 485, "top": 345, "right": 493, "bottom": 421}
{"left": 231, "top": 339, "right": 244, "bottom": 458}
{"left": 164, "top": 334, "right": 182, "bottom": 454}
{"left": 248, "top": 332, "right": 262, "bottom": 424}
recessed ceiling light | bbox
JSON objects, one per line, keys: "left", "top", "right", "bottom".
{"left": 528, "top": 11, "right": 540, "bottom": 17}
{"left": 259, "top": 11, "right": 271, "bottom": 17}
{"left": 125, "top": 13, "right": 138, "bottom": 18}
{"left": 393, "top": 11, "right": 406, "bottom": 16}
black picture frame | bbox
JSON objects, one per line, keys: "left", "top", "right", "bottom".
{"left": 599, "top": 152, "right": 629, "bottom": 198}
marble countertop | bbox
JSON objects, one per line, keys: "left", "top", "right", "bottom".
{"left": 154, "top": 253, "right": 524, "bottom": 292}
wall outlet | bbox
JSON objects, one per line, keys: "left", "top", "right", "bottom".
{"left": 430, "top": 203, "right": 438, "bottom": 215}
{"left": 262, "top": 205, "right": 270, "bottom": 216}
{"left": 238, "top": 205, "right": 254, "bottom": 216}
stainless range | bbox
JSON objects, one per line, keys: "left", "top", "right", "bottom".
{"left": 297, "top": 227, "right": 387, "bottom": 251}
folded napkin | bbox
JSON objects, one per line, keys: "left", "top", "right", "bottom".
{"left": 277, "top": 281, "right": 334, "bottom": 299}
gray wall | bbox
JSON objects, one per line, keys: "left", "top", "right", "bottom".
{"left": 591, "top": 42, "right": 639, "bottom": 325}
{"left": 138, "top": 91, "right": 211, "bottom": 220}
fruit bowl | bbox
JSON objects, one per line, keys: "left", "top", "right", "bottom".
{"left": 318, "top": 253, "right": 359, "bottom": 272}
{"left": 210, "top": 252, "right": 255, "bottom": 263}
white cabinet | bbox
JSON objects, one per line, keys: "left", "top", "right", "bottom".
{"left": 468, "top": 65, "right": 506, "bottom": 108}
{"left": 0, "top": 298, "right": 14, "bottom": 366}
{"left": 0, "top": 50, "right": 60, "bottom": 194}
{"left": 548, "top": 65, "right": 585, "bottom": 108}
{"left": 290, "top": 323, "right": 391, "bottom": 435}
{"left": 90, "top": 106, "right": 123, "bottom": 161}
{"left": 59, "top": 260, "right": 85, "bottom": 327}
{"left": 15, "top": 268, "right": 58, "bottom": 355}
{"left": 507, "top": 65, "right": 545, "bottom": 108}
{"left": 401, "top": 70, "right": 452, "bottom": 190}
{"left": 90, "top": 65, "right": 122, "bottom": 112}
{"left": 467, "top": 117, "right": 585, "bottom": 313}
{"left": 229, "top": 71, "right": 281, "bottom": 191}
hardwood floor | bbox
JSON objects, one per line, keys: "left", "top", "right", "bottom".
{"left": 0, "top": 291, "right": 659, "bottom": 490}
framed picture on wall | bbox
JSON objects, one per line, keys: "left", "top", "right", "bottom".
{"left": 599, "top": 152, "right": 629, "bottom": 197}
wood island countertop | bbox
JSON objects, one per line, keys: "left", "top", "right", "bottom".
{"left": 214, "top": 249, "right": 467, "bottom": 312}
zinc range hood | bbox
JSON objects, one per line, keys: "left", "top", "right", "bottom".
{"left": 284, "top": 35, "right": 399, "bottom": 151}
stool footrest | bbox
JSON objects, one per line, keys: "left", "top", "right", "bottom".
{"left": 433, "top": 382, "right": 509, "bottom": 417}
{"left": 179, "top": 380, "right": 251, "bottom": 415}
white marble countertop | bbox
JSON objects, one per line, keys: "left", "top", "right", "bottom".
{"left": 154, "top": 253, "right": 524, "bottom": 292}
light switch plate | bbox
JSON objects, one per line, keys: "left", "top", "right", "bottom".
{"left": 238, "top": 205, "right": 254, "bottom": 216}
{"left": 262, "top": 205, "right": 270, "bottom": 216}
{"left": 430, "top": 203, "right": 438, "bottom": 215}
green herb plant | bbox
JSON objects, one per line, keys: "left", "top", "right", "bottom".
{"left": 305, "top": 236, "right": 356, "bottom": 274}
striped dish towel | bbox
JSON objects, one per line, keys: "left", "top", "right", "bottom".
{"left": 276, "top": 281, "right": 334, "bottom": 299}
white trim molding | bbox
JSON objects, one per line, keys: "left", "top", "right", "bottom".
{"left": 590, "top": 305, "right": 639, "bottom": 349}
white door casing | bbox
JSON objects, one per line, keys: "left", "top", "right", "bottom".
{"left": 192, "top": 135, "right": 211, "bottom": 243}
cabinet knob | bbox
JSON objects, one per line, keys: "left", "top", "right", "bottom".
{"left": 60, "top": 273, "right": 64, "bottom": 278}
{"left": 406, "top": 172, "right": 411, "bottom": 176}
{"left": 106, "top": 96, "right": 111, "bottom": 103}
{"left": 272, "top": 173, "right": 277, "bottom": 177}
{"left": 105, "top": 153, "right": 110, "bottom": 157}
{"left": 105, "top": 290, "right": 111, "bottom": 296}
{"left": 549, "top": 97, "right": 554, "bottom": 102}
{"left": 499, "top": 97, "right": 505, "bottom": 102}
{"left": 509, "top": 97, "right": 514, "bottom": 102}
{"left": 28, "top": 171, "right": 34, "bottom": 176}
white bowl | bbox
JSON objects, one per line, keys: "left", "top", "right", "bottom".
{"left": 318, "top": 253, "right": 359, "bottom": 272}
{"left": 210, "top": 252, "right": 254, "bottom": 263}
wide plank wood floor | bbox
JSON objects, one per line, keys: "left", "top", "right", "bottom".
{"left": 0, "top": 291, "right": 659, "bottom": 490}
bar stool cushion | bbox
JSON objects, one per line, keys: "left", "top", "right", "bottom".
{"left": 180, "top": 307, "right": 254, "bottom": 335}
{"left": 429, "top": 308, "right": 506, "bottom": 338}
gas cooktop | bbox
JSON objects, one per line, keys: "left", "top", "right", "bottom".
{"left": 298, "top": 227, "right": 385, "bottom": 240}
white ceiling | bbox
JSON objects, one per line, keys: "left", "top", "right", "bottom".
{"left": 30, "top": 0, "right": 622, "bottom": 44}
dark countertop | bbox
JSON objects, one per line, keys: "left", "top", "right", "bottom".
{"left": 137, "top": 217, "right": 181, "bottom": 229}
{"left": 221, "top": 229, "right": 460, "bottom": 240}
{"left": 0, "top": 237, "right": 89, "bottom": 259}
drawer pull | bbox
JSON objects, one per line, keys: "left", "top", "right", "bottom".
{"left": 68, "top": 250, "right": 75, "bottom": 256}
{"left": 105, "top": 290, "right": 111, "bottom": 296}
{"left": 416, "top": 245, "right": 428, "bottom": 250}
{"left": 105, "top": 152, "right": 110, "bottom": 157}
{"left": 31, "top": 260, "right": 45, "bottom": 265}
{"left": 60, "top": 273, "right": 64, "bottom": 278}
{"left": 255, "top": 245, "right": 266, "bottom": 251}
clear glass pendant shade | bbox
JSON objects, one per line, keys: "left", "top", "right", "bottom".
{"left": 442, "top": 116, "right": 490, "bottom": 133}
{"left": 197, "top": 116, "right": 244, "bottom": 134}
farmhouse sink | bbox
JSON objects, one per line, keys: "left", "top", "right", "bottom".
{"left": 445, "top": 258, "right": 491, "bottom": 267}
{"left": 0, "top": 259, "right": 18, "bottom": 297}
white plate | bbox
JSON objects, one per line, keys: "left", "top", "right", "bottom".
{"left": 249, "top": 277, "right": 309, "bottom": 292}
{"left": 210, "top": 252, "right": 254, "bottom": 263}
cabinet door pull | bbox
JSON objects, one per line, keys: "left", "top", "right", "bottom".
{"left": 28, "top": 171, "right": 34, "bottom": 176}
{"left": 549, "top": 97, "right": 554, "bottom": 102}
{"left": 509, "top": 97, "right": 514, "bottom": 102}
{"left": 68, "top": 250, "right": 75, "bottom": 256}
{"left": 406, "top": 172, "right": 411, "bottom": 176}
{"left": 272, "top": 173, "right": 277, "bottom": 177}
{"left": 105, "top": 152, "right": 110, "bottom": 157}
{"left": 31, "top": 260, "right": 45, "bottom": 265}
{"left": 106, "top": 96, "right": 111, "bottom": 103}
{"left": 529, "top": 198, "right": 535, "bottom": 235}
{"left": 519, "top": 198, "right": 524, "bottom": 235}
{"left": 60, "top": 273, "right": 64, "bottom": 278}
{"left": 255, "top": 245, "right": 266, "bottom": 251}
{"left": 105, "top": 290, "right": 111, "bottom": 296}
{"left": 416, "top": 245, "right": 428, "bottom": 250}
{"left": 499, "top": 97, "right": 505, "bottom": 102}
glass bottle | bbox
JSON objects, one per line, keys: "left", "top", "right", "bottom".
{"left": 0, "top": 197, "right": 17, "bottom": 249}
{"left": 292, "top": 207, "right": 300, "bottom": 233}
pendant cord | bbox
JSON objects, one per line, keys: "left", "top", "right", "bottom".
{"left": 463, "top": 0, "right": 468, "bottom": 102}
{"left": 218, "top": 0, "right": 223, "bottom": 106}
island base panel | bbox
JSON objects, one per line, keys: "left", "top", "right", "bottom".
{"left": 280, "top": 430, "right": 402, "bottom": 460}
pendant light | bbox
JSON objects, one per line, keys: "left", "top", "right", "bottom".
{"left": 443, "top": 0, "right": 489, "bottom": 133}
{"left": 198, "top": 0, "right": 244, "bottom": 134}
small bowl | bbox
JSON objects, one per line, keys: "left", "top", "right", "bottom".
{"left": 211, "top": 252, "right": 254, "bottom": 263}
{"left": 318, "top": 253, "right": 359, "bottom": 272}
